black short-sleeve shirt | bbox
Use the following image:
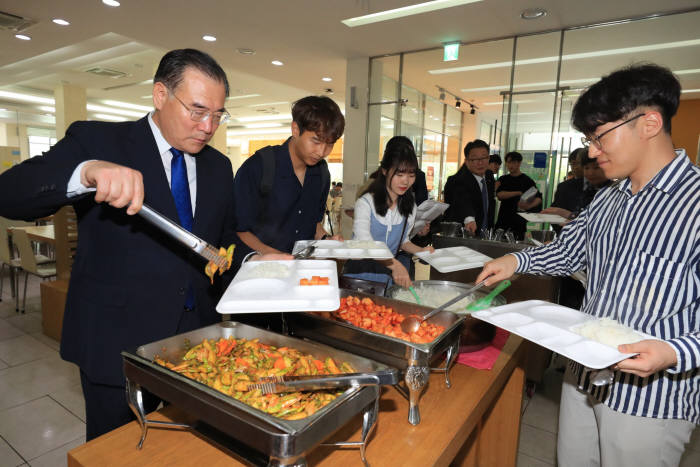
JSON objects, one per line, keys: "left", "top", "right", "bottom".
{"left": 233, "top": 138, "right": 330, "bottom": 259}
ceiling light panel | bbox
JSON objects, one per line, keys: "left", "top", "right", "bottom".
{"left": 431, "top": 38, "right": 700, "bottom": 75}
{"left": 342, "top": 0, "right": 483, "bottom": 27}
{"left": 0, "top": 90, "right": 54, "bottom": 105}
{"left": 236, "top": 114, "right": 292, "bottom": 123}
{"left": 92, "top": 113, "right": 128, "bottom": 122}
{"left": 86, "top": 104, "right": 144, "bottom": 118}
{"left": 227, "top": 94, "right": 261, "bottom": 100}
{"left": 244, "top": 122, "right": 284, "bottom": 129}
{"left": 102, "top": 0, "right": 120, "bottom": 7}
{"left": 102, "top": 100, "right": 152, "bottom": 112}
{"left": 52, "top": 18, "right": 70, "bottom": 26}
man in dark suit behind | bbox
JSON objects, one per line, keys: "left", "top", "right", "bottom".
{"left": 0, "top": 49, "right": 252, "bottom": 440}
{"left": 443, "top": 139, "right": 495, "bottom": 236}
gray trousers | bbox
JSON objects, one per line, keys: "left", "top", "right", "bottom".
{"left": 558, "top": 366, "right": 695, "bottom": 467}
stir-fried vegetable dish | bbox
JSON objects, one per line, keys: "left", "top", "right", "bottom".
{"left": 205, "top": 244, "right": 235, "bottom": 284}
{"left": 336, "top": 296, "right": 445, "bottom": 344}
{"left": 154, "top": 337, "right": 355, "bottom": 420}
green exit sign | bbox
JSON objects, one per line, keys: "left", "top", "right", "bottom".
{"left": 443, "top": 43, "right": 459, "bottom": 61}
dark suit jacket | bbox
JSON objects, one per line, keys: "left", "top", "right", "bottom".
{"left": 443, "top": 165, "right": 495, "bottom": 232}
{"left": 0, "top": 117, "right": 236, "bottom": 385}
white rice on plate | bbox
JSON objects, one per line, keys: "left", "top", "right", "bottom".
{"left": 574, "top": 317, "right": 644, "bottom": 348}
{"left": 244, "top": 262, "right": 291, "bottom": 279}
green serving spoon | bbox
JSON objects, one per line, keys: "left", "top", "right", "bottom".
{"left": 408, "top": 286, "right": 422, "bottom": 305}
{"left": 465, "top": 280, "right": 511, "bottom": 312}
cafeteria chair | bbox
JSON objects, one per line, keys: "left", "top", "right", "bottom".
{"left": 12, "top": 229, "right": 57, "bottom": 313}
{"left": 0, "top": 227, "right": 21, "bottom": 302}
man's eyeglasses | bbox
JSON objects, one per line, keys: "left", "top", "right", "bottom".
{"left": 467, "top": 156, "right": 489, "bottom": 163}
{"left": 581, "top": 113, "right": 645, "bottom": 150}
{"left": 171, "top": 92, "right": 230, "bottom": 125}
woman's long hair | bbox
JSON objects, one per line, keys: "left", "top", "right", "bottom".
{"left": 367, "top": 136, "right": 418, "bottom": 218}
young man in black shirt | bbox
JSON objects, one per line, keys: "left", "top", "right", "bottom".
{"left": 495, "top": 151, "right": 542, "bottom": 240}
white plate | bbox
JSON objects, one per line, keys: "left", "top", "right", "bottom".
{"left": 518, "top": 213, "right": 568, "bottom": 224}
{"left": 292, "top": 240, "right": 394, "bottom": 260}
{"left": 216, "top": 260, "right": 340, "bottom": 314}
{"left": 471, "top": 300, "right": 647, "bottom": 369}
{"left": 415, "top": 246, "right": 492, "bottom": 273}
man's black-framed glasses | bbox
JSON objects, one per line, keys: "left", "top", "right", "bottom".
{"left": 171, "top": 92, "right": 230, "bottom": 125}
{"left": 581, "top": 113, "right": 645, "bottom": 150}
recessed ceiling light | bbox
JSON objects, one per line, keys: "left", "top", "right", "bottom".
{"left": 236, "top": 48, "right": 256, "bottom": 55}
{"left": 102, "top": 0, "right": 120, "bottom": 7}
{"left": 342, "top": 0, "right": 483, "bottom": 27}
{"left": 38, "top": 106, "right": 56, "bottom": 113}
{"left": 52, "top": 18, "right": 70, "bottom": 26}
{"left": 140, "top": 95, "right": 152, "bottom": 99}
{"left": 322, "top": 77, "right": 332, "bottom": 82}
{"left": 520, "top": 8, "right": 547, "bottom": 20}
{"left": 202, "top": 35, "right": 216, "bottom": 42}
{"left": 271, "top": 60, "right": 284, "bottom": 66}
{"left": 15, "top": 34, "right": 31, "bottom": 40}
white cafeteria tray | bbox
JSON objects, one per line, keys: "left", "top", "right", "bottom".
{"left": 292, "top": 239, "right": 393, "bottom": 260}
{"left": 414, "top": 246, "right": 492, "bottom": 273}
{"left": 518, "top": 213, "right": 568, "bottom": 224}
{"left": 471, "top": 300, "right": 645, "bottom": 369}
{"left": 216, "top": 260, "right": 340, "bottom": 314}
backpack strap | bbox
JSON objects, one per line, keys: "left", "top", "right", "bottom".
{"left": 257, "top": 146, "right": 277, "bottom": 227}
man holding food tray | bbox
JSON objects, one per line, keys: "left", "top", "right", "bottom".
{"left": 477, "top": 64, "right": 698, "bottom": 467}
{"left": 232, "top": 95, "right": 344, "bottom": 266}
{"left": 0, "top": 49, "right": 284, "bottom": 440}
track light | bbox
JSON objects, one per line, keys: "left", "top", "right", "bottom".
{"left": 439, "top": 88, "right": 446, "bottom": 100}
{"left": 470, "top": 105, "right": 476, "bottom": 115}
{"left": 455, "top": 99, "right": 461, "bottom": 108}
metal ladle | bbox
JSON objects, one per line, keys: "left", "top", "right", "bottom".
{"left": 400, "top": 280, "right": 487, "bottom": 334}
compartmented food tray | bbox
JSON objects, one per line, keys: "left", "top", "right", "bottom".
{"left": 518, "top": 213, "right": 568, "bottom": 224}
{"left": 122, "top": 322, "right": 398, "bottom": 464}
{"left": 471, "top": 300, "right": 648, "bottom": 369}
{"left": 292, "top": 239, "right": 393, "bottom": 259}
{"left": 217, "top": 260, "right": 339, "bottom": 314}
{"left": 414, "top": 246, "right": 492, "bottom": 273}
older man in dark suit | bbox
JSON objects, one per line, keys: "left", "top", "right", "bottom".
{"left": 0, "top": 49, "right": 282, "bottom": 440}
{"left": 443, "top": 139, "right": 495, "bottom": 235}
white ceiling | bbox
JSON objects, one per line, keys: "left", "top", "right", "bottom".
{"left": 1, "top": 0, "right": 699, "bottom": 133}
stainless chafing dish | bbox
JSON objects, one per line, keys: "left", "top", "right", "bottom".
{"left": 284, "top": 289, "right": 465, "bottom": 425}
{"left": 122, "top": 321, "right": 398, "bottom": 467}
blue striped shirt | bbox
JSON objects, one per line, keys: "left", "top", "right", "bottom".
{"left": 513, "top": 150, "right": 700, "bottom": 423}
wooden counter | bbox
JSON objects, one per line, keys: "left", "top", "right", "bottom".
{"left": 68, "top": 336, "right": 525, "bottom": 467}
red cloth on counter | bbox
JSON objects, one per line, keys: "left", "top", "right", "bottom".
{"left": 456, "top": 328, "right": 510, "bottom": 370}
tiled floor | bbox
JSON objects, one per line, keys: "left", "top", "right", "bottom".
{"left": 0, "top": 268, "right": 698, "bottom": 467}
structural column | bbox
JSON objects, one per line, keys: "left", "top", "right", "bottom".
{"left": 53, "top": 83, "right": 87, "bottom": 280}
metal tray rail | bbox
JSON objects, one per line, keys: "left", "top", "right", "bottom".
{"left": 122, "top": 321, "right": 398, "bottom": 466}
{"left": 284, "top": 289, "right": 465, "bottom": 425}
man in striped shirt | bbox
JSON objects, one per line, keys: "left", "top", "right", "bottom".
{"left": 478, "top": 64, "right": 698, "bottom": 467}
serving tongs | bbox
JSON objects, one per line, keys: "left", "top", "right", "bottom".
{"left": 137, "top": 203, "right": 228, "bottom": 269}
{"left": 248, "top": 372, "right": 388, "bottom": 395}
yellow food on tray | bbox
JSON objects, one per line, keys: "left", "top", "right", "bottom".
{"left": 154, "top": 337, "right": 355, "bottom": 420}
{"left": 205, "top": 244, "right": 235, "bottom": 284}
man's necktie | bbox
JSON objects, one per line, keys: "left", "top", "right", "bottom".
{"left": 170, "top": 148, "right": 195, "bottom": 309}
{"left": 481, "top": 178, "right": 489, "bottom": 229}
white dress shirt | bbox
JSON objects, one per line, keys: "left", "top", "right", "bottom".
{"left": 464, "top": 172, "right": 485, "bottom": 225}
